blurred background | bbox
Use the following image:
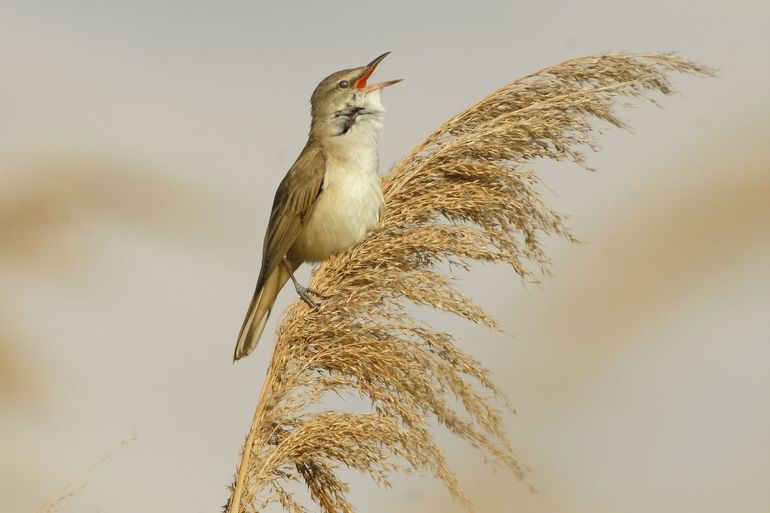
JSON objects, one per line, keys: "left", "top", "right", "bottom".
{"left": 1, "top": 1, "right": 768, "bottom": 512}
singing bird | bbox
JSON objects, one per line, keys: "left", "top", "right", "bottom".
{"left": 234, "top": 52, "right": 401, "bottom": 361}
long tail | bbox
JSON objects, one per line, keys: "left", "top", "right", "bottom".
{"left": 233, "top": 264, "right": 292, "bottom": 361}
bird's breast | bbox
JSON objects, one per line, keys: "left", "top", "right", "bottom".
{"left": 290, "top": 144, "right": 384, "bottom": 262}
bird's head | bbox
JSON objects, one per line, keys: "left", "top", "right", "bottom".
{"left": 309, "top": 52, "right": 401, "bottom": 138}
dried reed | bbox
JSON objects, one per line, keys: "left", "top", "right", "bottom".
{"left": 225, "top": 53, "right": 713, "bottom": 513}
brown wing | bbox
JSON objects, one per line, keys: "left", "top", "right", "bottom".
{"left": 255, "top": 142, "right": 325, "bottom": 289}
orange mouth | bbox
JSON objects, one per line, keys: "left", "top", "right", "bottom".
{"left": 354, "top": 51, "right": 402, "bottom": 92}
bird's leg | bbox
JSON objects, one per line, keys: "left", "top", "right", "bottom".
{"left": 282, "top": 257, "right": 321, "bottom": 311}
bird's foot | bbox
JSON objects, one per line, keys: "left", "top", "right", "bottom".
{"left": 305, "top": 287, "right": 329, "bottom": 299}
{"left": 294, "top": 283, "right": 322, "bottom": 311}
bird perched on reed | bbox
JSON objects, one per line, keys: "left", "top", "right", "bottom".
{"left": 224, "top": 53, "right": 713, "bottom": 513}
{"left": 234, "top": 52, "right": 401, "bottom": 361}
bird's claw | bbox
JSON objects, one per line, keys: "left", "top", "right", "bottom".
{"left": 305, "top": 287, "right": 329, "bottom": 299}
{"left": 295, "top": 284, "right": 322, "bottom": 312}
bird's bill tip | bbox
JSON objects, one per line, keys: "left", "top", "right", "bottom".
{"left": 361, "top": 78, "right": 403, "bottom": 93}
{"left": 354, "top": 51, "right": 393, "bottom": 90}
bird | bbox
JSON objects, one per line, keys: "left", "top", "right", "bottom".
{"left": 234, "top": 52, "right": 401, "bottom": 361}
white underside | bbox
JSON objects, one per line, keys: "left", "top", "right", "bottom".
{"left": 291, "top": 114, "right": 385, "bottom": 262}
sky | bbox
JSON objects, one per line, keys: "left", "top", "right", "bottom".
{"left": 1, "top": 1, "right": 769, "bottom": 512}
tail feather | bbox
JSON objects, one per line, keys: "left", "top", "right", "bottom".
{"left": 234, "top": 265, "right": 291, "bottom": 361}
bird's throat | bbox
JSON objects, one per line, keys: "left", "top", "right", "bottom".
{"left": 334, "top": 106, "right": 365, "bottom": 135}
{"left": 329, "top": 105, "right": 384, "bottom": 138}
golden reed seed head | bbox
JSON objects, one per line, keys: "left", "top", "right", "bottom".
{"left": 225, "top": 53, "right": 714, "bottom": 513}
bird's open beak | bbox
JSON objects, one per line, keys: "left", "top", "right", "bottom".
{"left": 354, "top": 51, "right": 402, "bottom": 93}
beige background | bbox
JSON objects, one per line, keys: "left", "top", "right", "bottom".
{"left": 1, "top": 1, "right": 768, "bottom": 512}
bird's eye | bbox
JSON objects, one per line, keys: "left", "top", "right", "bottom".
{"left": 338, "top": 80, "right": 350, "bottom": 89}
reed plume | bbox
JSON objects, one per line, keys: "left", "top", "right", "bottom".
{"left": 225, "top": 53, "right": 713, "bottom": 513}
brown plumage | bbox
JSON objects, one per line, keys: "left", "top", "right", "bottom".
{"left": 234, "top": 53, "right": 401, "bottom": 360}
{"left": 235, "top": 145, "right": 325, "bottom": 360}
